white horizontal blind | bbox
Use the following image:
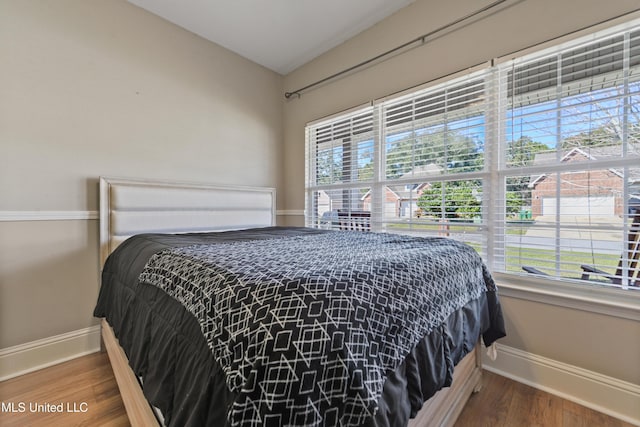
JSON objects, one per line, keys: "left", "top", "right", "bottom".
{"left": 305, "top": 17, "right": 640, "bottom": 290}
{"left": 494, "top": 25, "right": 640, "bottom": 288}
{"left": 305, "top": 107, "right": 375, "bottom": 230}
{"left": 377, "top": 71, "right": 488, "bottom": 249}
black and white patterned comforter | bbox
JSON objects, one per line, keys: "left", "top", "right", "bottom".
{"left": 137, "top": 230, "right": 500, "bottom": 426}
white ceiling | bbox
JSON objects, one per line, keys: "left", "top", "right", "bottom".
{"left": 128, "top": 0, "right": 414, "bottom": 75}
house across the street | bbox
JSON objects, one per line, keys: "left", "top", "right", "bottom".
{"left": 528, "top": 144, "right": 640, "bottom": 219}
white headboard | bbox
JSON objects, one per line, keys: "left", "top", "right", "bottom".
{"left": 99, "top": 177, "right": 276, "bottom": 268}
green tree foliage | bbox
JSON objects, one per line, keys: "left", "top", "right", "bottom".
{"left": 561, "top": 126, "right": 620, "bottom": 149}
{"left": 385, "top": 128, "right": 483, "bottom": 179}
{"left": 506, "top": 136, "right": 549, "bottom": 211}
{"left": 506, "top": 191, "right": 525, "bottom": 216}
{"left": 507, "top": 136, "right": 548, "bottom": 167}
{"left": 417, "top": 181, "right": 481, "bottom": 220}
{"left": 315, "top": 147, "right": 342, "bottom": 185}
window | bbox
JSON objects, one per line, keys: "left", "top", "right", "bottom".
{"left": 305, "top": 19, "right": 640, "bottom": 291}
{"left": 495, "top": 25, "right": 640, "bottom": 289}
{"left": 306, "top": 107, "right": 375, "bottom": 230}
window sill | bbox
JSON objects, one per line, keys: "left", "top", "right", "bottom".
{"left": 493, "top": 272, "right": 640, "bottom": 322}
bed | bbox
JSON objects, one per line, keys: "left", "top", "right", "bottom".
{"left": 94, "top": 176, "right": 505, "bottom": 427}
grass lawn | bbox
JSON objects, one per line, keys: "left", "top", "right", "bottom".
{"left": 386, "top": 222, "right": 622, "bottom": 280}
{"left": 386, "top": 222, "right": 480, "bottom": 233}
{"left": 386, "top": 220, "right": 533, "bottom": 235}
{"left": 502, "top": 246, "right": 620, "bottom": 275}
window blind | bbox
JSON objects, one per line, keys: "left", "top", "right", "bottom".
{"left": 376, "top": 71, "right": 488, "bottom": 250}
{"left": 305, "top": 106, "right": 375, "bottom": 230}
{"left": 495, "top": 26, "right": 640, "bottom": 288}
{"left": 305, "top": 17, "right": 640, "bottom": 290}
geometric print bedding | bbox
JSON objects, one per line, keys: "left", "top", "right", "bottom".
{"left": 139, "top": 231, "right": 497, "bottom": 426}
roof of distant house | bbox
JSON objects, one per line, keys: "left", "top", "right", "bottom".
{"left": 528, "top": 144, "right": 640, "bottom": 188}
{"left": 361, "top": 163, "right": 444, "bottom": 200}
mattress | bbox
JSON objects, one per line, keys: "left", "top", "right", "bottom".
{"left": 94, "top": 226, "right": 505, "bottom": 427}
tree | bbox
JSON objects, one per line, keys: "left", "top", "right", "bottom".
{"left": 385, "top": 127, "right": 483, "bottom": 179}
{"left": 559, "top": 85, "right": 640, "bottom": 149}
{"left": 507, "top": 136, "right": 548, "bottom": 167}
{"left": 417, "top": 181, "right": 481, "bottom": 220}
{"left": 505, "top": 136, "right": 548, "bottom": 212}
{"left": 315, "top": 147, "right": 342, "bottom": 185}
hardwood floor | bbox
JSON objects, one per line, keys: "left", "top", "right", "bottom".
{"left": 0, "top": 352, "right": 128, "bottom": 427}
{"left": 0, "top": 352, "right": 634, "bottom": 426}
{"left": 455, "top": 371, "right": 635, "bottom": 427}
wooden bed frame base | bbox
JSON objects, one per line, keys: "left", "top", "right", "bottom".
{"left": 101, "top": 319, "right": 158, "bottom": 426}
{"left": 408, "top": 342, "right": 483, "bottom": 427}
{"left": 101, "top": 318, "right": 482, "bottom": 427}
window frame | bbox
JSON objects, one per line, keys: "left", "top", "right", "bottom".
{"left": 304, "top": 17, "right": 640, "bottom": 319}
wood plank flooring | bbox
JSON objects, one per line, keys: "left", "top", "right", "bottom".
{"left": 455, "top": 371, "right": 635, "bottom": 427}
{"left": 0, "top": 352, "right": 128, "bottom": 427}
{"left": 0, "top": 352, "right": 635, "bottom": 426}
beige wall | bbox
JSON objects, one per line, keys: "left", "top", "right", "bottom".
{"left": 0, "top": 0, "right": 283, "bottom": 348}
{"left": 282, "top": 0, "right": 640, "bottom": 387}
{"left": 497, "top": 294, "right": 640, "bottom": 383}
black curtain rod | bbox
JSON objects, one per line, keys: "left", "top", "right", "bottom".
{"left": 284, "top": 0, "right": 511, "bottom": 99}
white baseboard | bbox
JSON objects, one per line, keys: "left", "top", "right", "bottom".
{"left": 0, "top": 326, "right": 101, "bottom": 381}
{"left": 483, "top": 344, "right": 640, "bottom": 426}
